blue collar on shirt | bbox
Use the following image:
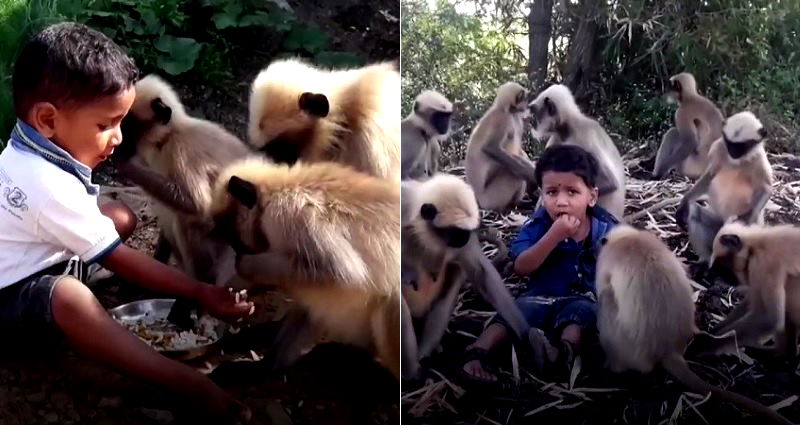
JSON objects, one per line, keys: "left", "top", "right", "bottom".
{"left": 529, "top": 206, "right": 619, "bottom": 249}
{"left": 9, "top": 119, "right": 98, "bottom": 195}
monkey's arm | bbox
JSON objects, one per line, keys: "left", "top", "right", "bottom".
{"left": 723, "top": 269, "right": 785, "bottom": 348}
{"left": 417, "top": 262, "right": 463, "bottom": 358}
{"left": 115, "top": 161, "right": 199, "bottom": 215}
{"left": 711, "top": 296, "right": 750, "bottom": 335}
{"left": 427, "top": 139, "right": 441, "bottom": 176}
{"left": 595, "top": 162, "right": 619, "bottom": 196}
{"left": 738, "top": 185, "right": 771, "bottom": 224}
{"left": 463, "top": 239, "right": 529, "bottom": 339}
{"left": 676, "top": 164, "right": 719, "bottom": 228}
{"left": 481, "top": 139, "right": 536, "bottom": 183}
{"left": 401, "top": 296, "right": 421, "bottom": 380}
{"left": 264, "top": 306, "right": 319, "bottom": 370}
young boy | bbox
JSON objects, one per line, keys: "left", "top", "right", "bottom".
{"left": 462, "top": 144, "right": 619, "bottom": 382}
{"left": 0, "top": 22, "right": 253, "bottom": 423}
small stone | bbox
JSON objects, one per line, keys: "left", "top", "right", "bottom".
{"left": 98, "top": 396, "right": 123, "bottom": 408}
{"left": 26, "top": 392, "right": 46, "bottom": 403}
{"left": 139, "top": 408, "right": 174, "bottom": 425}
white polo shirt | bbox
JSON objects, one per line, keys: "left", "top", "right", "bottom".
{"left": 0, "top": 122, "right": 120, "bottom": 289}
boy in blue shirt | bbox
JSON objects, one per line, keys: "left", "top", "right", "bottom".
{"left": 0, "top": 22, "right": 253, "bottom": 423}
{"left": 462, "top": 144, "right": 619, "bottom": 382}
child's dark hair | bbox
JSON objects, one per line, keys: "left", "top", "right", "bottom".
{"left": 534, "top": 144, "right": 599, "bottom": 188}
{"left": 12, "top": 22, "right": 139, "bottom": 119}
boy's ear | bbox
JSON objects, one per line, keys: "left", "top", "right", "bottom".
{"left": 29, "top": 102, "right": 58, "bottom": 138}
{"left": 589, "top": 187, "right": 599, "bottom": 207}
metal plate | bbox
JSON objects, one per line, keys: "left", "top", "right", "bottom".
{"left": 108, "top": 299, "right": 227, "bottom": 361}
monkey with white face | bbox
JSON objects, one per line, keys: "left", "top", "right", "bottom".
{"left": 209, "top": 158, "right": 401, "bottom": 379}
{"left": 653, "top": 72, "right": 725, "bottom": 180}
{"left": 248, "top": 58, "right": 400, "bottom": 180}
{"left": 401, "top": 90, "right": 453, "bottom": 180}
{"left": 693, "top": 221, "right": 800, "bottom": 360}
{"left": 529, "top": 84, "right": 626, "bottom": 219}
{"left": 401, "top": 174, "right": 528, "bottom": 380}
{"left": 676, "top": 111, "right": 773, "bottom": 262}
{"left": 465, "top": 82, "right": 537, "bottom": 212}
{"left": 597, "top": 225, "right": 795, "bottom": 425}
{"left": 114, "top": 74, "right": 252, "bottom": 327}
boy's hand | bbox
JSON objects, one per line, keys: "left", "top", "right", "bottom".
{"left": 195, "top": 285, "right": 254, "bottom": 322}
{"left": 550, "top": 214, "right": 581, "bottom": 240}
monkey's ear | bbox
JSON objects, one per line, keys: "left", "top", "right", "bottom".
{"left": 672, "top": 80, "right": 682, "bottom": 93}
{"left": 298, "top": 92, "right": 330, "bottom": 117}
{"left": 515, "top": 90, "right": 525, "bottom": 104}
{"left": 600, "top": 237, "right": 608, "bottom": 246}
{"left": 544, "top": 97, "right": 557, "bottom": 116}
{"left": 227, "top": 176, "right": 258, "bottom": 209}
{"left": 420, "top": 203, "right": 438, "bottom": 221}
{"left": 719, "top": 234, "right": 742, "bottom": 251}
{"left": 413, "top": 100, "right": 421, "bottom": 114}
{"left": 758, "top": 127, "right": 767, "bottom": 138}
{"left": 151, "top": 98, "right": 172, "bottom": 125}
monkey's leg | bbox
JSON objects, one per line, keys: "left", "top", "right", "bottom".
{"left": 653, "top": 127, "right": 696, "bottom": 179}
{"left": 417, "top": 263, "right": 463, "bottom": 358}
{"left": 711, "top": 297, "right": 750, "bottom": 335}
{"left": 775, "top": 311, "right": 798, "bottom": 358}
{"left": 153, "top": 231, "right": 173, "bottom": 264}
{"left": 687, "top": 201, "right": 724, "bottom": 262}
{"left": 738, "top": 186, "right": 771, "bottom": 224}
{"left": 400, "top": 297, "right": 420, "bottom": 380}
{"left": 264, "top": 306, "right": 318, "bottom": 371}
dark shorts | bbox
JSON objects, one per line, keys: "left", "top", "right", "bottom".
{"left": 493, "top": 294, "right": 597, "bottom": 340}
{"left": 0, "top": 257, "right": 87, "bottom": 337}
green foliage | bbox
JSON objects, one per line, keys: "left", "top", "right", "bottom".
{"left": 403, "top": 0, "right": 800, "bottom": 157}
{"left": 0, "top": 0, "right": 369, "bottom": 147}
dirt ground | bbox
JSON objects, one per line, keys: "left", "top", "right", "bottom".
{"left": 0, "top": 2, "right": 399, "bottom": 425}
{"left": 401, "top": 155, "right": 800, "bottom": 425}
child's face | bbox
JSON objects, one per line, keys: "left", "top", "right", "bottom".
{"left": 540, "top": 171, "right": 598, "bottom": 221}
{"left": 34, "top": 87, "right": 136, "bottom": 169}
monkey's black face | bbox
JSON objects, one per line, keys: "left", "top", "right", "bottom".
{"left": 723, "top": 135, "right": 762, "bottom": 159}
{"left": 117, "top": 114, "right": 143, "bottom": 161}
{"left": 261, "top": 138, "right": 301, "bottom": 165}
{"left": 430, "top": 111, "right": 452, "bottom": 135}
{"left": 419, "top": 202, "right": 474, "bottom": 248}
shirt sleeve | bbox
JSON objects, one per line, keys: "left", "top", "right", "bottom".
{"left": 510, "top": 220, "right": 546, "bottom": 259}
{"left": 36, "top": 191, "right": 121, "bottom": 264}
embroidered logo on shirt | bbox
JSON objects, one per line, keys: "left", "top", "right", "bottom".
{"left": 4, "top": 186, "right": 29, "bottom": 211}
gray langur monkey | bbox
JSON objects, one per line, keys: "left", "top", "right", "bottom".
{"left": 676, "top": 111, "right": 773, "bottom": 262}
{"left": 401, "top": 90, "right": 453, "bottom": 180}
{"left": 596, "top": 225, "right": 795, "bottom": 425}
{"left": 695, "top": 222, "right": 800, "bottom": 360}
{"left": 115, "top": 74, "right": 251, "bottom": 328}
{"left": 653, "top": 72, "right": 725, "bottom": 180}
{"left": 465, "top": 82, "right": 537, "bottom": 212}
{"left": 529, "top": 84, "right": 626, "bottom": 219}
{"left": 210, "top": 158, "right": 401, "bottom": 379}
{"left": 401, "top": 174, "right": 529, "bottom": 380}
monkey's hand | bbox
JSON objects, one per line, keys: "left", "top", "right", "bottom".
{"left": 195, "top": 284, "right": 254, "bottom": 323}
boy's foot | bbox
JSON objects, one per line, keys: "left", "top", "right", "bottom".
{"left": 528, "top": 328, "right": 567, "bottom": 376}
{"left": 460, "top": 346, "right": 498, "bottom": 383}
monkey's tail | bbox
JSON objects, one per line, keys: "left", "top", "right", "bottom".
{"left": 662, "top": 354, "right": 795, "bottom": 425}
{"left": 624, "top": 196, "right": 682, "bottom": 223}
{"left": 478, "top": 227, "right": 508, "bottom": 269}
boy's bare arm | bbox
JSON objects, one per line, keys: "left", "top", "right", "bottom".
{"left": 513, "top": 230, "right": 562, "bottom": 275}
{"left": 99, "top": 244, "right": 252, "bottom": 320}
{"left": 101, "top": 244, "right": 205, "bottom": 298}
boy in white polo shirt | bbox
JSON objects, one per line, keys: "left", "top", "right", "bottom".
{"left": 0, "top": 22, "right": 253, "bottom": 423}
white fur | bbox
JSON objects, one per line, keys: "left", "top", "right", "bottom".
{"left": 410, "top": 174, "right": 479, "bottom": 230}
{"left": 723, "top": 111, "right": 764, "bottom": 142}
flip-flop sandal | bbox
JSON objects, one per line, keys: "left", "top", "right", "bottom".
{"left": 456, "top": 347, "right": 500, "bottom": 385}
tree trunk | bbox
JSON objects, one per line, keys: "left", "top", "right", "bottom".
{"left": 565, "top": 0, "right": 601, "bottom": 102}
{"left": 527, "top": 0, "right": 554, "bottom": 92}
